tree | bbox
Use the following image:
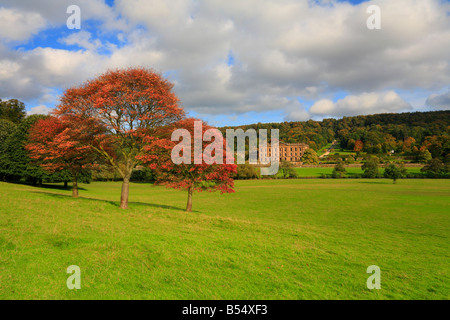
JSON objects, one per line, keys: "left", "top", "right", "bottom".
{"left": 0, "top": 120, "right": 17, "bottom": 181}
{"left": 26, "top": 116, "right": 96, "bottom": 197}
{"left": 383, "top": 163, "right": 407, "bottom": 183}
{"left": 279, "top": 160, "right": 298, "bottom": 179}
{"left": 0, "top": 115, "right": 53, "bottom": 184}
{"left": 301, "top": 148, "right": 319, "bottom": 164}
{"left": 55, "top": 67, "right": 185, "bottom": 209}
{"left": 0, "top": 119, "right": 16, "bottom": 146}
{"left": 140, "top": 118, "right": 237, "bottom": 212}
{"left": 353, "top": 139, "right": 364, "bottom": 154}
{"left": 420, "top": 158, "right": 448, "bottom": 178}
{"left": 402, "top": 137, "right": 416, "bottom": 153}
{"left": 332, "top": 159, "right": 346, "bottom": 178}
{"left": 234, "top": 164, "right": 260, "bottom": 180}
{"left": 0, "top": 99, "right": 26, "bottom": 124}
{"left": 418, "top": 148, "right": 432, "bottom": 163}
{"left": 362, "top": 156, "right": 380, "bottom": 178}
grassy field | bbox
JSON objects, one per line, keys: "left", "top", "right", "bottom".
{"left": 294, "top": 166, "right": 423, "bottom": 178}
{"left": 0, "top": 179, "right": 449, "bottom": 299}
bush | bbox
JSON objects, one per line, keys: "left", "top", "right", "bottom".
{"left": 332, "top": 160, "right": 346, "bottom": 178}
{"left": 279, "top": 160, "right": 298, "bottom": 179}
{"left": 130, "top": 167, "right": 157, "bottom": 182}
{"left": 420, "top": 159, "right": 449, "bottom": 178}
{"left": 234, "top": 164, "right": 260, "bottom": 180}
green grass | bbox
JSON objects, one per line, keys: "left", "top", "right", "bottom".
{"left": 317, "top": 143, "right": 333, "bottom": 156}
{"left": 0, "top": 179, "right": 449, "bottom": 299}
{"left": 294, "top": 167, "right": 423, "bottom": 178}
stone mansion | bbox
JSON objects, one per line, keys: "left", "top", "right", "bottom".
{"left": 259, "top": 142, "right": 309, "bottom": 164}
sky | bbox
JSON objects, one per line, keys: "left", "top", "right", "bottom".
{"left": 0, "top": 0, "right": 449, "bottom": 127}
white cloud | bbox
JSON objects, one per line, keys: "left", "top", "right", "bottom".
{"left": 284, "top": 100, "right": 310, "bottom": 121}
{"left": 310, "top": 91, "right": 413, "bottom": 117}
{"left": 426, "top": 90, "right": 450, "bottom": 110}
{"left": 27, "top": 105, "right": 53, "bottom": 115}
{"left": 0, "top": 0, "right": 449, "bottom": 122}
{"left": 0, "top": 7, "right": 47, "bottom": 42}
{"left": 59, "top": 31, "right": 102, "bottom": 51}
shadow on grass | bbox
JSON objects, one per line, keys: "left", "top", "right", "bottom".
{"left": 357, "top": 180, "right": 390, "bottom": 184}
{"left": 29, "top": 190, "right": 185, "bottom": 211}
{"left": 4, "top": 181, "right": 87, "bottom": 191}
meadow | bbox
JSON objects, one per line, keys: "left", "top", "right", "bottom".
{"left": 294, "top": 166, "right": 423, "bottom": 178}
{"left": 0, "top": 179, "right": 449, "bottom": 300}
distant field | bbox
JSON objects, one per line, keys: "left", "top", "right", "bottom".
{"left": 294, "top": 166, "right": 423, "bottom": 178}
{"left": 0, "top": 179, "right": 448, "bottom": 299}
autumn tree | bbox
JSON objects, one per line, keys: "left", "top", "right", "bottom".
{"left": 353, "top": 140, "right": 364, "bottom": 154}
{"left": 26, "top": 116, "right": 96, "bottom": 197}
{"left": 55, "top": 67, "right": 185, "bottom": 209}
{"left": 140, "top": 118, "right": 237, "bottom": 212}
{"left": 402, "top": 137, "right": 416, "bottom": 153}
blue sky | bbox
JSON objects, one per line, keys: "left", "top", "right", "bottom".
{"left": 0, "top": 0, "right": 449, "bottom": 127}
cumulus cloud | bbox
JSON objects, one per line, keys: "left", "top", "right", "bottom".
{"left": 284, "top": 100, "right": 311, "bottom": 121}
{"left": 27, "top": 105, "right": 53, "bottom": 115}
{"left": 59, "top": 31, "right": 102, "bottom": 51}
{"left": 310, "top": 91, "right": 413, "bottom": 117}
{"left": 426, "top": 90, "right": 450, "bottom": 110}
{"left": 0, "top": 0, "right": 449, "bottom": 123}
{"left": 0, "top": 7, "right": 47, "bottom": 42}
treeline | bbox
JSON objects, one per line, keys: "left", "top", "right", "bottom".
{"left": 221, "top": 118, "right": 335, "bottom": 151}
{"left": 221, "top": 110, "right": 450, "bottom": 162}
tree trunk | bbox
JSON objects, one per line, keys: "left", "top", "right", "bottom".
{"left": 64, "top": 181, "right": 68, "bottom": 188}
{"left": 186, "top": 186, "right": 193, "bottom": 212}
{"left": 38, "top": 179, "right": 43, "bottom": 188}
{"left": 72, "top": 176, "right": 79, "bottom": 198}
{"left": 120, "top": 176, "right": 131, "bottom": 209}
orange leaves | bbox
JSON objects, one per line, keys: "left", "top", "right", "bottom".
{"left": 26, "top": 116, "right": 95, "bottom": 174}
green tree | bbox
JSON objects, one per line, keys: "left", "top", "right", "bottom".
{"left": 383, "top": 163, "right": 407, "bottom": 183}
{"left": 0, "top": 119, "right": 16, "bottom": 148}
{"left": 418, "top": 149, "right": 432, "bottom": 163}
{"left": 0, "top": 115, "right": 50, "bottom": 184}
{"left": 234, "top": 163, "right": 260, "bottom": 180}
{"left": 0, "top": 119, "right": 17, "bottom": 181}
{"left": 362, "top": 156, "right": 380, "bottom": 178}
{"left": 279, "top": 160, "right": 298, "bottom": 179}
{"left": 301, "top": 149, "right": 319, "bottom": 164}
{"left": 0, "top": 99, "right": 26, "bottom": 124}
{"left": 420, "top": 159, "right": 448, "bottom": 178}
{"left": 332, "top": 159, "right": 346, "bottom": 178}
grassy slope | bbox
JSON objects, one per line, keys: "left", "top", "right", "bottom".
{"left": 0, "top": 179, "right": 448, "bottom": 300}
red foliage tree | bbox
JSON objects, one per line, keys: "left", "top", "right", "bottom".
{"left": 139, "top": 118, "right": 237, "bottom": 212}
{"left": 26, "top": 116, "right": 95, "bottom": 197}
{"left": 55, "top": 67, "right": 185, "bottom": 209}
{"left": 354, "top": 139, "right": 364, "bottom": 153}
